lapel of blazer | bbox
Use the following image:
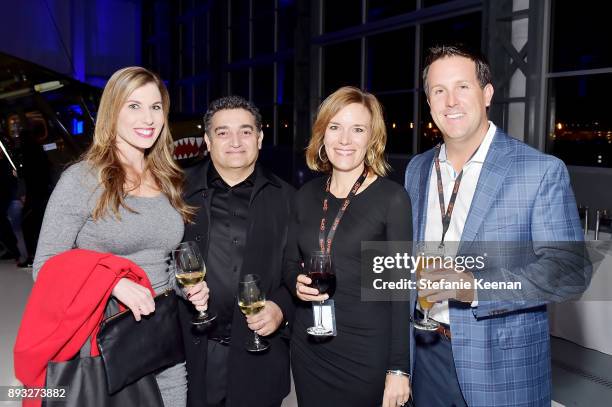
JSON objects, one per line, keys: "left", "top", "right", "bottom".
{"left": 459, "top": 129, "right": 516, "bottom": 252}
{"left": 416, "top": 150, "right": 435, "bottom": 242}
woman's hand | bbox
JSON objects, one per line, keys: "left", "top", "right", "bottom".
{"left": 295, "top": 274, "right": 328, "bottom": 302}
{"left": 382, "top": 373, "right": 411, "bottom": 407}
{"left": 111, "top": 278, "right": 155, "bottom": 321}
{"left": 184, "top": 281, "right": 209, "bottom": 311}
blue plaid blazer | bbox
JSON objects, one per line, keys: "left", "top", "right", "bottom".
{"left": 404, "top": 129, "right": 589, "bottom": 406}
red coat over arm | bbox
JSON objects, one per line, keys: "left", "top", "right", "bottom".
{"left": 14, "top": 249, "right": 153, "bottom": 395}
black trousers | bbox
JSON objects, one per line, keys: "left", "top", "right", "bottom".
{"left": 204, "top": 340, "right": 282, "bottom": 407}
{"left": 412, "top": 328, "right": 467, "bottom": 407}
{"left": 0, "top": 198, "right": 19, "bottom": 258}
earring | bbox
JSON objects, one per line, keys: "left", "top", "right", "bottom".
{"left": 318, "top": 144, "right": 328, "bottom": 163}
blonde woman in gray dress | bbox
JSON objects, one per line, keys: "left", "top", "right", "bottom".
{"left": 33, "top": 66, "right": 200, "bottom": 407}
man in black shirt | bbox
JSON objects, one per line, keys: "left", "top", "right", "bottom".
{"left": 180, "top": 96, "right": 295, "bottom": 407}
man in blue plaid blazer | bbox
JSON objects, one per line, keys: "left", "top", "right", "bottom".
{"left": 404, "top": 44, "right": 590, "bottom": 406}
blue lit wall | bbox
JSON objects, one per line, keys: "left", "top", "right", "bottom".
{"left": 0, "top": 0, "right": 142, "bottom": 88}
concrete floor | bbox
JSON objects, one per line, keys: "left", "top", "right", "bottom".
{"left": 2, "top": 259, "right": 611, "bottom": 407}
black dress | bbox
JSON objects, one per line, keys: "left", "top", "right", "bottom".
{"left": 284, "top": 176, "right": 412, "bottom": 407}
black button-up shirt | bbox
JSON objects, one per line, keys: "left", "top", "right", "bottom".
{"left": 206, "top": 164, "right": 255, "bottom": 337}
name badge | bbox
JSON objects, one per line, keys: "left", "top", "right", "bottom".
{"left": 311, "top": 299, "right": 337, "bottom": 336}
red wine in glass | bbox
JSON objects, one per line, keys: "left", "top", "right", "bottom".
{"left": 306, "top": 251, "right": 335, "bottom": 337}
{"left": 308, "top": 271, "right": 336, "bottom": 298}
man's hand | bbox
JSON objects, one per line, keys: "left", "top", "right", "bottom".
{"left": 382, "top": 373, "right": 411, "bottom": 407}
{"left": 418, "top": 268, "right": 476, "bottom": 303}
{"left": 112, "top": 278, "right": 155, "bottom": 321}
{"left": 295, "top": 274, "right": 328, "bottom": 302}
{"left": 246, "top": 300, "right": 284, "bottom": 336}
{"left": 184, "top": 281, "right": 209, "bottom": 311}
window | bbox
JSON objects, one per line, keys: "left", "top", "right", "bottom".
{"left": 253, "top": 66, "right": 274, "bottom": 105}
{"left": 323, "top": 40, "right": 361, "bottom": 97}
{"left": 377, "top": 93, "right": 415, "bottom": 155}
{"left": 253, "top": 13, "right": 275, "bottom": 56}
{"left": 230, "top": 0, "right": 250, "bottom": 62}
{"left": 323, "top": 0, "right": 362, "bottom": 33}
{"left": 550, "top": 1, "right": 611, "bottom": 72}
{"left": 367, "top": 0, "right": 416, "bottom": 22}
{"left": 423, "top": 0, "right": 454, "bottom": 7}
{"left": 231, "top": 69, "right": 249, "bottom": 97}
{"left": 546, "top": 0, "right": 612, "bottom": 167}
{"left": 367, "top": 28, "right": 415, "bottom": 92}
{"left": 547, "top": 74, "right": 612, "bottom": 167}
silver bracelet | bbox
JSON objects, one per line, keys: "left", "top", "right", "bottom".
{"left": 386, "top": 369, "right": 410, "bottom": 378}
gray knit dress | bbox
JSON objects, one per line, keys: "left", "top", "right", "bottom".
{"left": 33, "top": 161, "right": 187, "bottom": 407}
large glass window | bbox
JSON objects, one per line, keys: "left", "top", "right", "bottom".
{"left": 421, "top": 12, "right": 482, "bottom": 57}
{"left": 547, "top": 74, "right": 612, "bottom": 167}
{"left": 230, "top": 0, "right": 250, "bottom": 62}
{"left": 323, "top": 0, "right": 362, "bottom": 33}
{"left": 253, "top": 13, "right": 275, "bottom": 56}
{"left": 546, "top": 0, "right": 612, "bottom": 167}
{"left": 367, "top": 28, "right": 415, "bottom": 92}
{"left": 231, "top": 69, "right": 249, "bottom": 97}
{"left": 323, "top": 40, "right": 361, "bottom": 97}
{"left": 377, "top": 93, "right": 415, "bottom": 155}
{"left": 550, "top": 1, "right": 611, "bottom": 72}
{"left": 253, "top": 66, "right": 274, "bottom": 105}
{"left": 367, "top": 0, "right": 416, "bottom": 22}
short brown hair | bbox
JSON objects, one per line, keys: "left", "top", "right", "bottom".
{"left": 306, "top": 86, "right": 390, "bottom": 176}
{"left": 422, "top": 44, "right": 492, "bottom": 96}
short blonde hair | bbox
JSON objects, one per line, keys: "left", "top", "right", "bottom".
{"left": 306, "top": 86, "right": 389, "bottom": 176}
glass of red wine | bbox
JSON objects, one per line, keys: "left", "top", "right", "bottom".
{"left": 306, "top": 251, "right": 335, "bottom": 337}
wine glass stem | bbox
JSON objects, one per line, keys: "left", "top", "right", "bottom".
{"left": 197, "top": 309, "right": 208, "bottom": 318}
{"left": 253, "top": 332, "right": 261, "bottom": 346}
{"left": 318, "top": 300, "right": 324, "bottom": 328}
{"left": 423, "top": 308, "right": 430, "bottom": 324}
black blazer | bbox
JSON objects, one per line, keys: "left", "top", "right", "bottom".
{"left": 179, "top": 159, "right": 295, "bottom": 407}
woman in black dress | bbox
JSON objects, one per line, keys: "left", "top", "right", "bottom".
{"left": 285, "top": 86, "right": 412, "bottom": 407}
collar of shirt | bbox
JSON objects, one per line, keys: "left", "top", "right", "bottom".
{"left": 437, "top": 121, "right": 497, "bottom": 171}
{"left": 208, "top": 163, "right": 256, "bottom": 191}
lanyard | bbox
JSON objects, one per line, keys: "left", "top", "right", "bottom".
{"left": 318, "top": 167, "right": 368, "bottom": 254}
{"left": 433, "top": 143, "right": 481, "bottom": 248}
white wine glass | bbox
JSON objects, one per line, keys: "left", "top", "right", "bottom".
{"left": 238, "top": 274, "right": 270, "bottom": 352}
{"left": 173, "top": 241, "right": 216, "bottom": 326}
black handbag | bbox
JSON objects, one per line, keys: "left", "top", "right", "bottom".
{"left": 97, "top": 290, "right": 185, "bottom": 394}
{"left": 43, "top": 353, "right": 164, "bottom": 407}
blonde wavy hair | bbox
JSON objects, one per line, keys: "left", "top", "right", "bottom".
{"left": 305, "top": 86, "right": 390, "bottom": 176}
{"left": 84, "top": 66, "right": 194, "bottom": 222}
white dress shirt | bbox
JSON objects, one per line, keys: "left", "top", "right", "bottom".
{"left": 423, "top": 122, "right": 496, "bottom": 324}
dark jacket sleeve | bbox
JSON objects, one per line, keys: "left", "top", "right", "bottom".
{"left": 269, "top": 185, "right": 297, "bottom": 332}
{"left": 385, "top": 187, "right": 413, "bottom": 372}
{"left": 283, "top": 191, "right": 303, "bottom": 298}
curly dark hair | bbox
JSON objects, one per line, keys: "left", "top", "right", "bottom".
{"left": 203, "top": 95, "right": 262, "bottom": 133}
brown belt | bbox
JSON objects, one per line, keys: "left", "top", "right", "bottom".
{"left": 415, "top": 310, "right": 452, "bottom": 340}
{"left": 435, "top": 323, "right": 452, "bottom": 340}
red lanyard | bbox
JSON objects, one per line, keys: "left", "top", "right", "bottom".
{"left": 318, "top": 167, "right": 368, "bottom": 254}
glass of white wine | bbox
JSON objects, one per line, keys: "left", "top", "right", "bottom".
{"left": 173, "top": 241, "right": 216, "bottom": 326}
{"left": 238, "top": 274, "right": 270, "bottom": 352}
